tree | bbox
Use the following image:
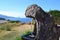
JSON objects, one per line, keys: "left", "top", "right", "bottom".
{"left": 48, "top": 10, "right": 60, "bottom": 17}
{"left": 48, "top": 10, "right": 60, "bottom": 24}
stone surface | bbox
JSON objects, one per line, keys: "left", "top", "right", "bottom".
{"left": 57, "top": 25, "right": 60, "bottom": 37}
{"left": 25, "top": 4, "right": 59, "bottom": 40}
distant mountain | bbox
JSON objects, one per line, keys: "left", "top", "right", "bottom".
{"left": 0, "top": 18, "right": 5, "bottom": 20}
{"left": 0, "top": 14, "right": 32, "bottom": 23}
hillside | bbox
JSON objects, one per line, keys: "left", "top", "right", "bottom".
{"left": 0, "top": 14, "right": 32, "bottom": 23}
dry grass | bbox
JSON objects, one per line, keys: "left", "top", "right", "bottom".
{"left": 0, "top": 22, "right": 34, "bottom": 40}
{"left": 12, "top": 24, "right": 34, "bottom": 32}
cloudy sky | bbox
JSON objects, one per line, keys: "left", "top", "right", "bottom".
{"left": 0, "top": 0, "right": 60, "bottom": 18}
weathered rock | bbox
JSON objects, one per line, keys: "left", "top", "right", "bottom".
{"left": 25, "top": 4, "right": 59, "bottom": 40}
{"left": 57, "top": 25, "right": 60, "bottom": 37}
{"left": 25, "top": 4, "right": 46, "bottom": 19}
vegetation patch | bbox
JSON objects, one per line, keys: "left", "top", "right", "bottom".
{"left": 48, "top": 10, "right": 60, "bottom": 24}
{"left": 15, "top": 30, "right": 31, "bottom": 40}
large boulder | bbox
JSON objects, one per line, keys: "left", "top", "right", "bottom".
{"left": 25, "top": 4, "right": 59, "bottom": 40}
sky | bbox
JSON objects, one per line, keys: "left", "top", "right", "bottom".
{"left": 0, "top": 0, "right": 60, "bottom": 18}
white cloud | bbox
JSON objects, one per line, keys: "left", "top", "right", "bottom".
{"left": 0, "top": 10, "right": 25, "bottom": 18}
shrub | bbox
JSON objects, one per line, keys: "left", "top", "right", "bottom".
{"left": 5, "top": 25, "right": 11, "bottom": 31}
{"left": 0, "top": 24, "right": 11, "bottom": 31}
{"left": 9, "top": 20, "right": 20, "bottom": 23}
{"left": 24, "top": 30, "right": 31, "bottom": 35}
{"left": 48, "top": 10, "right": 60, "bottom": 24}
{"left": 15, "top": 36, "right": 22, "bottom": 40}
{"left": 32, "top": 19, "right": 34, "bottom": 25}
{"left": 15, "top": 30, "right": 31, "bottom": 40}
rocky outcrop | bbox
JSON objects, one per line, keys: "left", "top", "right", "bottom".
{"left": 57, "top": 25, "right": 60, "bottom": 37}
{"left": 25, "top": 4, "right": 59, "bottom": 40}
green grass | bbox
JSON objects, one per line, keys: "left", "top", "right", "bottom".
{"left": 15, "top": 35, "right": 22, "bottom": 40}
{"left": 0, "top": 24, "right": 11, "bottom": 31}
{"left": 0, "top": 31, "right": 19, "bottom": 40}
{"left": 15, "top": 30, "right": 31, "bottom": 40}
